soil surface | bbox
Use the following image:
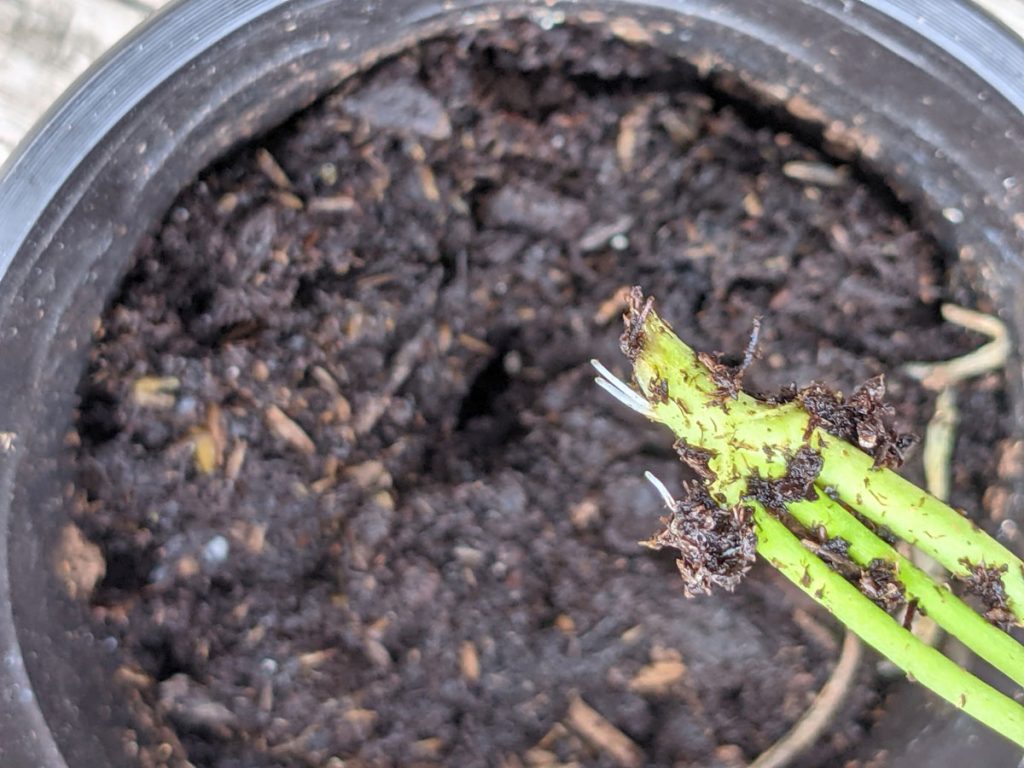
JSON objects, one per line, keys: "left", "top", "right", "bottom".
{"left": 71, "top": 20, "right": 1009, "bottom": 768}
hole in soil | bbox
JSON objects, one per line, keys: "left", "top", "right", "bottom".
{"left": 64, "top": 17, "right": 1012, "bottom": 768}
{"left": 96, "top": 544, "right": 155, "bottom": 594}
{"left": 76, "top": 387, "right": 122, "bottom": 446}
{"left": 456, "top": 334, "right": 517, "bottom": 428}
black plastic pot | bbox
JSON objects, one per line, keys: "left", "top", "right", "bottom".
{"left": 1, "top": 1, "right": 1023, "bottom": 765}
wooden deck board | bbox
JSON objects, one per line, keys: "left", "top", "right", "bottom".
{"left": 0, "top": 0, "right": 1022, "bottom": 164}
{"left": 0, "top": 0, "right": 168, "bottom": 162}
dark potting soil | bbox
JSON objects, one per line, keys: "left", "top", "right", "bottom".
{"left": 70, "top": 20, "right": 1011, "bottom": 768}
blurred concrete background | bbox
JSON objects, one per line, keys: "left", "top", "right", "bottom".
{"left": 0, "top": 0, "right": 1022, "bottom": 164}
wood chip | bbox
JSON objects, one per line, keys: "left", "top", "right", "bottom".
{"left": 413, "top": 737, "right": 445, "bottom": 758}
{"left": 311, "top": 455, "right": 341, "bottom": 495}
{"left": 265, "top": 405, "right": 316, "bottom": 455}
{"left": 0, "top": 431, "right": 14, "bottom": 451}
{"left": 225, "top": 440, "right": 247, "bottom": 480}
{"left": 274, "top": 190, "right": 304, "bottom": 210}
{"left": 555, "top": 614, "right": 576, "bottom": 634}
{"left": 593, "top": 287, "right": 631, "bottom": 326}
{"left": 131, "top": 376, "right": 180, "bottom": 409}
{"left": 580, "top": 217, "right": 634, "bottom": 253}
{"left": 627, "top": 659, "right": 687, "bottom": 694}
{"left": 334, "top": 394, "right": 353, "bottom": 422}
{"left": 345, "top": 460, "right": 392, "bottom": 489}
{"left": 192, "top": 430, "right": 219, "bottom": 475}
{"left": 298, "top": 649, "right": 335, "bottom": 671}
{"left": 458, "top": 333, "right": 494, "bottom": 355}
{"left": 343, "top": 707, "right": 378, "bottom": 729}
{"left": 207, "top": 403, "right": 227, "bottom": 457}
{"left": 438, "top": 324, "right": 453, "bottom": 352}
{"left": 743, "top": 191, "right": 764, "bottom": 218}
{"left": 782, "top": 161, "right": 848, "bottom": 187}
{"left": 216, "top": 193, "right": 239, "bottom": 214}
{"left": 459, "top": 640, "right": 481, "bottom": 682}
{"left": 524, "top": 747, "right": 561, "bottom": 767}
{"left": 616, "top": 102, "right": 650, "bottom": 173}
{"left": 309, "top": 195, "right": 357, "bottom": 214}
{"left": 418, "top": 164, "right": 441, "bottom": 202}
{"left": 54, "top": 523, "right": 105, "bottom": 599}
{"left": 569, "top": 498, "right": 600, "bottom": 529}
{"left": 353, "top": 323, "right": 434, "bottom": 435}
{"left": 114, "top": 665, "right": 154, "bottom": 689}
{"left": 566, "top": 695, "right": 642, "bottom": 768}
{"left": 240, "top": 523, "right": 266, "bottom": 555}
{"left": 362, "top": 637, "right": 392, "bottom": 669}
{"left": 608, "top": 16, "right": 653, "bottom": 45}
{"left": 256, "top": 147, "right": 293, "bottom": 189}
{"left": 620, "top": 625, "right": 644, "bottom": 645}
{"left": 310, "top": 365, "right": 339, "bottom": 395}
{"left": 159, "top": 674, "right": 238, "bottom": 739}
{"left": 658, "top": 107, "right": 699, "bottom": 146}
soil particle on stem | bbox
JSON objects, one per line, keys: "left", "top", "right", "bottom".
{"left": 68, "top": 19, "right": 1009, "bottom": 768}
{"left": 796, "top": 378, "right": 918, "bottom": 469}
{"left": 858, "top": 559, "right": 905, "bottom": 612}
{"left": 958, "top": 560, "right": 1014, "bottom": 630}
{"left": 642, "top": 483, "right": 758, "bottom": 597}
{"left": 747, "top": 446, "right": 824, "bottom": 514}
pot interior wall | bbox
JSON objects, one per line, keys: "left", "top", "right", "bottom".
{"left": 1, "top": 1, "right": 1022, "bottom": 766}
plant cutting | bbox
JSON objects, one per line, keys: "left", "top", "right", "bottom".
{"left": 593, "top": 288, "right": 1024, "bottom": 748}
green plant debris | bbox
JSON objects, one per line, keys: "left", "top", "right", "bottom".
{"left": 593, "top": 288, "right": 1024, "bottom": 748}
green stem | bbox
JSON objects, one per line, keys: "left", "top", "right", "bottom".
{"left": 785, "top": 493, "right": 1024, "bottom": 688}
{"left": 631, "top": 306, "right": 1024, "bottom": 626}
{"left": 755, "top": 509, "right": 1024, "bottom": 749}
{"left": 816, "top": 439, "right": 1024, "bottom": 620}
{"left": 598, "top": 291, "right": 1024, "bottom": 747}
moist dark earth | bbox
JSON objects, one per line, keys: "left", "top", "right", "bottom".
{"left": 70, "top": 20, "right": 1011, "bottom": 768}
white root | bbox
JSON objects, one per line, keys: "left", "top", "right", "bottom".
{"left": 591, "top": 359, "right": 653, "bottom": 417}
{"left": 644, "top": 470, "right": 677, "bottom": 510}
